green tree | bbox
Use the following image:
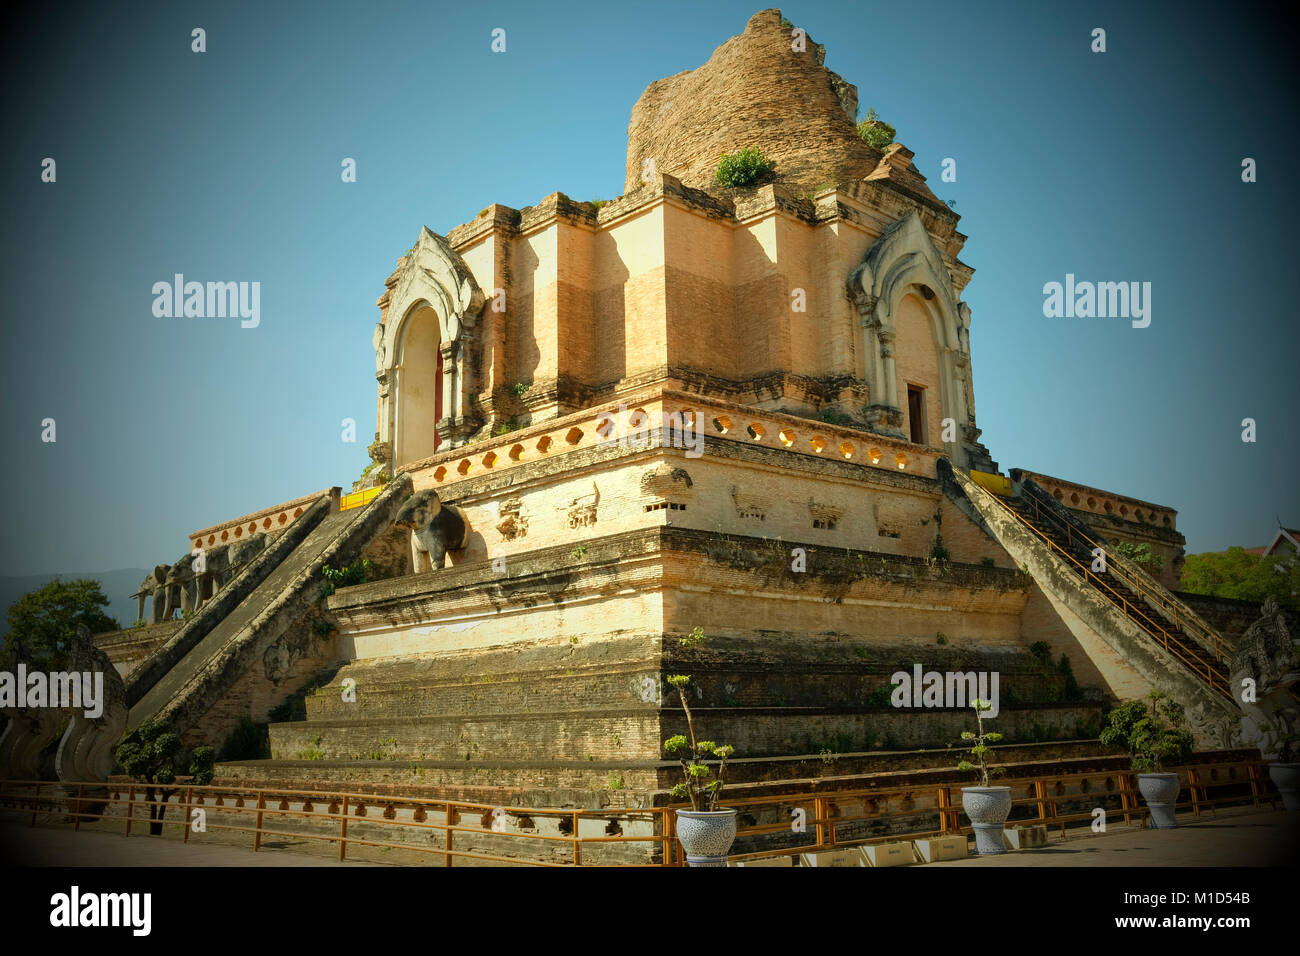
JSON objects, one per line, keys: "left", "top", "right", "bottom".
{"left": 116, "top": 718, "right": 216, "bottom": 834}
{"left": 1180, "top": 547, "right": 1299, "bottom": 608}
{"left": 1, "top": 578, "right": 118, "bottom": 669}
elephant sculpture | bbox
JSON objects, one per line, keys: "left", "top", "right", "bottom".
{"left": 164, "top": 533, "right": 269, "bottom": 614}
{"left": 394, "top": 490, "right": 469, "bottom": 573}
{"left": 191, "top": 543, "right": 231, "bottom": 608}
{"left": 162, "top": 553, "right": 198, "bottom": 620}
{"left": 227, "top": 533, "right": 266, "bottom": 581}
{"left": 132, "top": 564, "right": 170, "bottom": 625}
{"left": 192, "top": 534, "right": 266, "bottom": 607}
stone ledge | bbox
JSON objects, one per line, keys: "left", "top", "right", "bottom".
{"left": 327, "top": 525, "right": 1028, "bottom": 616}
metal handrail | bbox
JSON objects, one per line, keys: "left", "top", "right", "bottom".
{"left": 982, "top": 491, "right": 1230, "bottom": 697}
{"left": 1014, "top": 490, "right": 1230, "bottom": 662}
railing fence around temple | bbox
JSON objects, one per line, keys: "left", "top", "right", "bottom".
{"left": 0, "top": 757, "right": 1277, "bottom": 866}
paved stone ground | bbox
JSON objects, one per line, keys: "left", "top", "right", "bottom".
{"left": 2, "top": 805, "right": 1295, "bottom": 867}
{"left": 0, "top": 820, "right": 387, "bottom": 867}
{"left": 927, "top": 806, "right": 1299, "bottom": 867}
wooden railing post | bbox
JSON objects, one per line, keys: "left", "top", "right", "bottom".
{"left": 445, "top": 802, "right": 454, "bottom": 867}
{"left": 670, "top": 806, "right": 681, "bottom": 868}
{"left": 253, "top": 791, "right": 265, "bottom": 852}
{"left": 124, "top": 785, "right": 135, "bottom": 835}
{"left": 1247, "top": 763, "right": 1264, "bottom": 807}
{"left": 182, "top": 786, "right": 194, "bottom": 843}
{"left": 659, "top": 808, "right": 672, "bottom": 866}
{"left": 572, "top": 810, "right": 581, "bottom": 866}
{"left": 29, "top": 782, "right": 41, "bottom": 826}
{"left": 73, "top": 783, "right": 84, "bottom": 831}
{"left": 338, "top": 795, "right": 349, "bottom": 861}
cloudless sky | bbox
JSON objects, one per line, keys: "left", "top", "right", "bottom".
{"left": 0, "top": 0, "right": 1295, "bottom": 577}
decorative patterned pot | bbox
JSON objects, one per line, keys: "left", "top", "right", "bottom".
{"left": 961, "top": 786, "right": 1011, "bottom": 855}
{"left": 675, "top": 808, "right": 739, "bottom": 866}
{"left": 1268, "top": 763, "right": 1300, "bottom": 811}
{"left": 1138, "top": 772, "right": 1181, "bottom": 828}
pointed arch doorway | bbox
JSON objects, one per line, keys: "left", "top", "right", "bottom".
{"left": 393, "top": 303, "right": 444, "bottom": 467}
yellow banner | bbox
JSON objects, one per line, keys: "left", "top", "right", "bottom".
{"left": 339, "top": 487, "right": 382, "bottom": 512}
{"left": 970, "top": 470, "right": 1012, "bottom": 496}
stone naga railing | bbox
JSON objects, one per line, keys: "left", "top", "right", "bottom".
{"left": 0, "top": 625, "right": 127, "bottom": 784}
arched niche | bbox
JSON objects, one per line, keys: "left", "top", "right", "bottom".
{"left": 846, "top": 209, "right": 975, "bottom": 464}
{"left": 893, "top": 291, "right": 946, "bottom": 447}
{"left": 375, "top": 227, "right": 485, "bottom": 464}
{"left": 392, "top": 304, "right": 445, "bottom": 467}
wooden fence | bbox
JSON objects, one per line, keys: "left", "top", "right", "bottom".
{"left": 0, "top": 758, "right": 1276, "bottom": 865}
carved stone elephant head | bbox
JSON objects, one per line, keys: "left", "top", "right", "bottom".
{"left": 394, "top": 490, "right": 469, "bottom": 573}
{"left": 228, "top": 533, "right": 266, "bottom": 576}
{"left": 134, "top": 564, "right": 170, "bottom": 624}
{"left": 162, "top": 553, "right": 198, "bottom": 620}
{"left": 192, "top": 543, "right": 231, "bottom": 607}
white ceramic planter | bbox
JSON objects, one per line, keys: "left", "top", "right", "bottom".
{"left": 675, "top": 808, "right": 739, "bottom": 866}
{"left": 961, "top": 786, "right": 1012, "bottom": 855}
{"left": 1268, "top": 762, "right": 1300, "bottom": 811}
{"left": 1138, "top": 772, "right": 1181, "bottom": 828}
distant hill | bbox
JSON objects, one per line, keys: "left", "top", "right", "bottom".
{"left": 0, "top": 569, "right": 150, "bottom": 637}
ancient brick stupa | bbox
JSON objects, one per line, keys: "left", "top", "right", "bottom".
{"left": 89, "top": 10, "right": 1240, "bottom": 846}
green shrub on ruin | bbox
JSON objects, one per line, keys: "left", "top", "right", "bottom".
{"left": 714, "top": 147, "right": 775, "bottom": 188}
{"left": 320, "top": 558, "right": 372, "bottom": 597}
{"left": 857, "top": 108, "right": 896, "bottom": 150}
{"left": 219, "top": 715, "right": 270, "bottom": 761}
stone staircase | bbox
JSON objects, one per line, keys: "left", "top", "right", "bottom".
{"left": 938, "top": 460, "right": 1241, "bottom": 747}
{"left": 126, "top": 476, "right": 413, "bottom": 743}
{"left": 1000, "top": 487, "right": 1232, "bottom": 699}
{"left": 124, "top": 495, "right": 335, "bottom": 715}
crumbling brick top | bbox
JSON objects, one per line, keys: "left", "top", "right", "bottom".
{"left": 622, "top": 7, "right": 944, "bottom": 210}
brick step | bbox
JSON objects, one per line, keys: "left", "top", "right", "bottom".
{"left": 301, "top": 668, "right": 1082, "bottom": 722}
{"left": 269, "top": 701, "right": 1105, "bottom": 763}
{"left": 216, "top": 738, "right": 1124, "bottom": 797}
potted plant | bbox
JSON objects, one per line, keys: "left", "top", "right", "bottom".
{"left": 1262, "top": 722, "right": 1300, "bottom": 811}
{"left": 1099, "top": 691, "right": 1194, "bottom": 829}
{"left": 957, "top": 699, "right": 1011, "bottom": 854}
{"left": 663, "top": 674, "right": 737, "bottom": 866}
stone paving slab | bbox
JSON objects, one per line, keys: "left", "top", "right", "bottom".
{"left": 0, "top": 820, "right": 386, "bottom": 867}
{"left": 925, "top": 807, "right": 1299, "bottom": 867}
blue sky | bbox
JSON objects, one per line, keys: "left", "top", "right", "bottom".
{"left": 0, "top": 0, "right": 1295, "bottom": 577}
